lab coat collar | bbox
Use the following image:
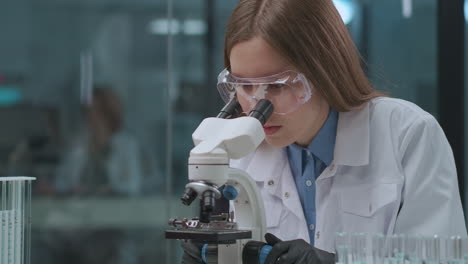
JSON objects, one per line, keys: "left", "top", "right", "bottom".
{"left": 308, "top": 109, "right": 338, "bottom": 166}
{"left": 333, "top": 102, "right": 370, "bottom": 166}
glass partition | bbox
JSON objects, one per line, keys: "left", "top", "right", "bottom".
{"left": 347, "top": 0, "right": 438, "bottom": 116}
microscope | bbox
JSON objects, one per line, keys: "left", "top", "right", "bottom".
{"left": 166, "top": 99, "right": 274, "bottom": 263}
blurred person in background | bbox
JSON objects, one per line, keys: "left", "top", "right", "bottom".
{"left": 55, "top": 85, "right": 144, "bottom": 196}
{"left": 45, "top": 85, "right": 153, "bottom": 264}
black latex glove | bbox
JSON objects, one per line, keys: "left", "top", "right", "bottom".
{"left": 180, "top": 240, "right": 204, "bottom": 264}
{"left": 264, "top": 233, "right": 335, "bottom": 264}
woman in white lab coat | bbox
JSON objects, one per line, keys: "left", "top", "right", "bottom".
{"left": 182, "top": 0, "right": 467, "bottom": 263}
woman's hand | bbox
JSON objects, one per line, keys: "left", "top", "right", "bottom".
{"left": 264, "top": 233, "right": 335, "bottom": 264}
{"left": 180, "top": 240, "right": 203, "bottom": 264}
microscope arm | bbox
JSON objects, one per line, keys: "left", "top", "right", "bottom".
{"left": 214, "top": 168, "right": 267, "bottom": 264}
{"left": 226, "top": 168, "right": 266, "bottom": 241}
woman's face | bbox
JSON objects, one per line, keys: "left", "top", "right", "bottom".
{"left": 230, "top": 37, "right": 329, "bottom": 147}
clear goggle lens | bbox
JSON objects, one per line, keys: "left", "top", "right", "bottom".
{"left": 217, "top": 69, "right": 312, "bottom": 115}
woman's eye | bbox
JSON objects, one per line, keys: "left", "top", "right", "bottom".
{"left": 267, "top": 84, "right": 285, "bottom": 96}
{"left": 268, "top": 84, "right": 283, "bottom": 89}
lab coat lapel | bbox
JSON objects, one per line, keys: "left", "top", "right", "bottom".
{"left": 278, "top": 156, "right": 309, "bottom": 238}
{"left": 245, "top": 142, "right": 308, "bottom": 240}
{"left": 333, "top": 103, "right": 370, "bottom": 167}
{"left": 315, "top": 103, "right": 371, "bottom": 183}
{"left": 244, "top": 141, "right": 283, "bottom": 186}
{"left": 314, "top": 103, "right": 372, "bottom": 251}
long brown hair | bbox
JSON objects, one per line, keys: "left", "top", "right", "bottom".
{"left": 224, "top": 0, "right": 384, "bottom": 112}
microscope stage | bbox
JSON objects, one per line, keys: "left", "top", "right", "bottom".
{"left": 165, "top": 229, "right": 252, "bottom": 244}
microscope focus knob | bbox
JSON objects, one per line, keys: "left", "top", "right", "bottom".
{"left": 242, "top": 241, "right": 273, "bottom": 264}
{"left": 222, "top": 185, "right": 239, "bottom": 200}
{"left": 181, "top": 187, "right": 197, "bottom": 206}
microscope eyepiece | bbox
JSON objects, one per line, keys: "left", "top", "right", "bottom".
{"left": 249, "top": 99, "right": 274, "bottom": 125}
{"left": 217, "top": 98, "right": 242, "bottom": 119}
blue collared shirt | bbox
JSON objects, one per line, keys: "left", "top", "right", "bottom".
{"left": 286, "top": 109, "right": 338, "bottom": 244}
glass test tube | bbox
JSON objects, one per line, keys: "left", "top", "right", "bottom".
{"left": 351, "top": 233, "right": 368, "bottom": 264}
{"left": 405, "top": 235, "right": 424, "bottom": 264}
{"left": 370, "top": 234, "right": 385, "bottom": 264}
{"left": 423, "top": 235, "right": 441, "bottom": 264}
{"left": 336, "top": 232, "right": 351, "bottom": 264}
{"left": 0, "top": 177, "right": 34, "bottom": 264}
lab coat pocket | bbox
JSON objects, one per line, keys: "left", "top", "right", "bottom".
{"left": 340, "top": 184, "right": 398, "bottom": 233}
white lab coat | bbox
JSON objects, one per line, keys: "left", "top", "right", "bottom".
{"left": 230, "top": 97, "right": 467, "bottom": 253}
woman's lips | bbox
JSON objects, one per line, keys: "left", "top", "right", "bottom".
{"left": 263, "top": 125, "right": 281, "bottom": 135}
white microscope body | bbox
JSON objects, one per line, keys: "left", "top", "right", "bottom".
{"left": 189, "top": 116, "right": 267, "bottom": 263}
{"left": 166, "top": 99, "right": 273, "bottom": 264}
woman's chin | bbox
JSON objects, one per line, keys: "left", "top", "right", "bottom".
{"left": 264, "top": 135, "right": 293, "bottom": 148}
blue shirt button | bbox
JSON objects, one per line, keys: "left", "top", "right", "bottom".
{"left": 305, "top": 180, "right": 313, "bottom": 187}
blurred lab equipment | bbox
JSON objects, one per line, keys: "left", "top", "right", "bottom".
{"left": 0, "top": 177, "right": 35, "bottom": 264}
{"left": 334, "top": 232, "right": 468, "bottom": 264}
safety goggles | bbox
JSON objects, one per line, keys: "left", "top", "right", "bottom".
{"left": 217, "top": 68, "right": 313, "bottom": 115}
